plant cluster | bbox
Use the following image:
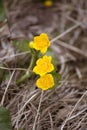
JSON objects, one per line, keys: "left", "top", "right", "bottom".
{"left": 29, "top": 33, "right": 60, "bottom": 90}
{"left": 17, "top": 33, "right": 60, "bottom": 90}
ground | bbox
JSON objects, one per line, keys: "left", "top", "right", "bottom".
{"left": 0, "top": 0, "right": 87, "bottom": 130}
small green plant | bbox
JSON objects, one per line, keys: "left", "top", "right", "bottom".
{"left": 16, "top": 33, "right": 60, "bottom": 90}
{"left": 0, "top": 0, "right": 6, "bottom": 21}
{"left": 0, "top": 106, "right": 12, "bottom": 130}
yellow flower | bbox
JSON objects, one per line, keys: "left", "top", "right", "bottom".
{"left": 29, "top": 41, "right": 34, "bottom": 48}
{"left": 36, "top": 74, "right": 54, "bottom": 90}
{"left": 29, "top": 33, "right": 50, "bottom": 53}
{"left": 44, "top": 0, "right": 53, "bottom": 7}
{"left": 33, "top": 55, "right": 54, "bottom": 76}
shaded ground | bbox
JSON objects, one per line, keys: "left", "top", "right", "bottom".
{"left": 0, "top": 0, "right": 87, "bottom": 130}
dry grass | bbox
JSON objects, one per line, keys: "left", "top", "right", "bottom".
{"left": 0, "top": 0, "right": 87, "bottom": 130}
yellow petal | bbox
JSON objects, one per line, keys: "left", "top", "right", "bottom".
{"left": 29, "top": 41, "right": 34, "bottom": 48}
{"left": 43, "top": 55, "right": 52, "bottom": 62}
{"left": 32, "top": 33, "right": 50, "bottom": 53}
{"left": 33, "top": 55, "right": 54, "bottom": 76}
{"left": 36, "top": 74, "right": 54, "bottom": 90}
{"left": 40, "top": 47, "right": 47, "bottom": 54}
{"left": 44, "top": 0, "right": 53, "bottom": 7}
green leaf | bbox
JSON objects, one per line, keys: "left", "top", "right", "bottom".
{"left": 0, "top": 106, "right": 12, "bottom": 130}
{"left": 13, "top": 39, "right": 30, "bottom": 52}
{"left": 46, "top": 48, "right": 58, "bottom": 65}
{"left": 54, "top": 73, "right": 61, "bottom": 86}
{"left": 51, "top": 73, "right": 61, "bottom": 90}
{"left": 0, "top": 0, "right": 6, "bottom": 21}
{"left": 0, "top": 69, "right": 4, "bottom": 83}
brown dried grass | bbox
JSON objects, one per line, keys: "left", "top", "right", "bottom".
{"left": 0, "top": 0, "right": 87, "bottom": 130}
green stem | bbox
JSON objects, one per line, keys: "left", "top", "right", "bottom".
{"left": 17, "top": 53, "right": 37, "bottom": 84}
{"left": 27, "top": 53, "right": 36, "bottom": 72}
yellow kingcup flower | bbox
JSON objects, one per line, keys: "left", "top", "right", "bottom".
{"left": 36, "top": 74, "right": 54, "bottom": 90}
{"left": 33, "top": 55, "right": 54, "bottom": 76}
{"left": 29, "top": 41, "right": 34, "bottom": 48}
{"left": 44, "top": 0, "right": 53, "bottom": 7}
{"left": 29, "top": 33, "right": 50, "bottom": 54}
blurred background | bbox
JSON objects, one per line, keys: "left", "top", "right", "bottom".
{"left": 0, "top": 0, "right": 87, "bottom": 130}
